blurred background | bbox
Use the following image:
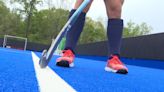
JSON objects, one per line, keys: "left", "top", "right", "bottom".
{"left": 2, "top": 0, "right": 163, "bottom": 45}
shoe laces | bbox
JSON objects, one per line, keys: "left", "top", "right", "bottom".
{"left": 109, "top": 55, "right": 123, "bottom": 65}
{"left": 62, "top": 49, "right": 74, "bottom": 57}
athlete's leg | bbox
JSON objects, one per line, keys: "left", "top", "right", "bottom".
{"left": 104, "top": 0, "right": 128, "bottom": 74}
{"left": 104, "top": 0, "right": 124, "bottom": 56}
{"left": 56, "top": 0, "right": 93, "bottom": 67}
{"left": 65, "top": 0, "right": 93, "bottom": 51}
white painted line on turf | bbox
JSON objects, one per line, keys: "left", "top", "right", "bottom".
{"left": 31, "top": 52, "right": 76, "bottom": 92}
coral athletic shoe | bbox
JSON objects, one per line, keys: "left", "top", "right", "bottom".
{"left": 105, "top": 55, "right": 128, "bottom": 74}
{"left": 56, "top": 49, "right": 75, "bottom": 67}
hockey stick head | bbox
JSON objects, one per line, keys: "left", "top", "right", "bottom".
{"left": 39, "top": 49, "right": 48, "bottom": 68}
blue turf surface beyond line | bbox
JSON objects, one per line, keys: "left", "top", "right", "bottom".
{"left": 48, "top": 55, "right": 164, "bottom": 92}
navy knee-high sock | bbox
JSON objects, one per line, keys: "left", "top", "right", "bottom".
{"left": 107, "top": 19, "right": 124, "bottom": 57}
{"left": 65, "top": 9, "right": 86, "bottom": 52}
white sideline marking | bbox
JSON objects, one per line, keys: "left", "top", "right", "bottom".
{"left": 31, "top": 52, "right": 76, "bottom": 92}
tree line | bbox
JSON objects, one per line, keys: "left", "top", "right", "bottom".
{"left": 0, "top": 0, "right": 152, "bottom": 45}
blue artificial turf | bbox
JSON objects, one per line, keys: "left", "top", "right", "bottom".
{"left": 48, "top": 55, "right": 164, "bottom": 92}
{"left": 1, "top": 47, "right": 164, "bottom": 92}
{"left": 0, "top": 48, "right": 39, "bottom": 92}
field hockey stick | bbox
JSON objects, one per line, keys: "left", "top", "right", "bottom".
{"left": 39, "top": 0, "right": 91, "bottom": 68}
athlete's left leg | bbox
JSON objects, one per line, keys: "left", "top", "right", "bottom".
{"left": 56, "top": 0, "right": 93, "bottom": 67}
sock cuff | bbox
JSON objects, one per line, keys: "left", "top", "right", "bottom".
{"left": 108, "top": 19, "right": 123, "bottom": 26}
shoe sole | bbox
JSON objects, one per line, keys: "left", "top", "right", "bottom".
{"left": 105, "top": 67, "right": 128, "bottom": 74}
{"left": 56, "top": 60, "right": 74, "bottom": 67}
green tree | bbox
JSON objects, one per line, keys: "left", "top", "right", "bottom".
{"left": 0, "top": 1, "right": 23, "bottom": 37}
{"left": 123, "top": 21, "right": 152, "bottom": 38}
{"left": 29, "top": 8, "right": 69, "bottom": 44}
{"left": 11, "top": 0, "right": 42, "bottom": 38}
{"left": 28, "top": 8, "right": 106, "bottom": 45}
{"left": 30, "top": 9, "right": 107, "bottom": 45}
{"left": 79, "top": 18, "right": 106, "bottom": 44}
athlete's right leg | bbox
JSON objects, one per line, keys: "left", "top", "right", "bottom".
{"left": 104, "top": 0, "right": 128, "bottom": 74}
{"left": 56, "top": 0, "right": 93, "bottom": 67}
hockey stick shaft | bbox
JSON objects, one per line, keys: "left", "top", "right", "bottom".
{"left": 44, "top": 0, "right": 91, "bottom": 64}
